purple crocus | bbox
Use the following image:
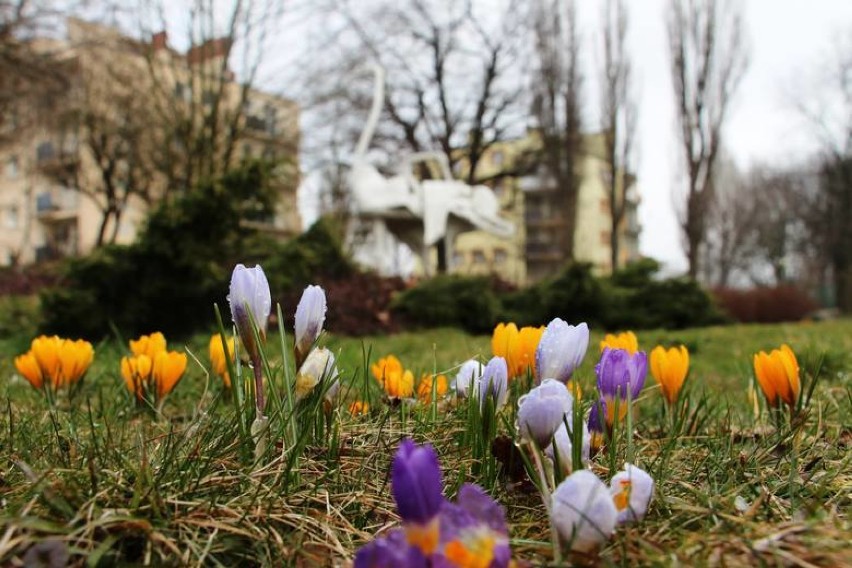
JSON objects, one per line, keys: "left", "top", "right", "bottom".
{"left": 294, "top": 285, "right": 326, "bottom": 367}
{"left": 517, "top": 379, "right": 574, "bottom": 448}
{"left": 535, "top": 319, "right": 589, "bottom": 384}
{"left": 588, "top": 399, "right": 607, "bottom": 452}
{"left": 392, "top": 439, "right": 444, "bottom": 525}
{"left": 596, "top": 347, "right": 647, "bottom": 426}
{"left": 355, "top": 439, "right": 513, "bottom": 567}
{"left": 476, "top": 356, "right": 509, "bottom": 412}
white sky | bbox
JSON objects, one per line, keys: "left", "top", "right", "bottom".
{"left": 593, "top": 0, "right": 852, "bottom": 273}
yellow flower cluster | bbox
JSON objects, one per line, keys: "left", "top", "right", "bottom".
{"left": 209, "top": 334, "right": 236, "bottom": 388}
{"left": 491, "top": 322, "right": 544, "bottom": 379}
{"left": 121, "top": 332, "right": 187, "bottom": 402}
{"left": 14, "top": 335, "right": 94, "bottom": 391}
{"left": 600, "top": 331, "right": 639, "bottom": 354}
{"left": 371, "top": 355, "right": 414, "bottom": 399}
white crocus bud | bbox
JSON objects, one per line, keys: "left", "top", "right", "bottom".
{"left": 551, "top": 470, "right": 618, "bottom": 552}
{"left": 610, "top": 463, "right": 654, "bottom": 524}
{"left": 294, "top": 285, "right": 326, "bottom": 366}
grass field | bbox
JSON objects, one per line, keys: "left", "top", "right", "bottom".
{"left": 1, "top": 315, "right": 850, "bottom": 566}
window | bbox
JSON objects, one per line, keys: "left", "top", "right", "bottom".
{"left": 452, "top": 252, "right": 464, "bottom": 267}
{"left": 3, "top": 205, "right": 19, "bottom": 229}
{"left": 472, "top": 250, "right": 486, "bottom": 265}
{"left": 5, "top": 156, "right": 19, "bottom": 179}
{"left": 600, "top": 198, "right": 609, "bottom": 214}
{"left": 202, "top": 90, "right": 216, "bottom": 105}
{"left": 493, "top": 180, "right": 505, "bottom": 198}
{"left": 601, "top": 230, "right": 611, "bottom": 246}
{"left": 36, "top": 141, "right": 55, "bottom": 163}
{"left": 491, "top": 150, "right": 504, "bottom": 167}
{"left": 494, "top": 248, "right": 508, "bottom": 264}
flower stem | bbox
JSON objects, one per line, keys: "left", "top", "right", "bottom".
{"left": 253, "top": 361, "right": 265, "bottom": 419}
{"left": 529, "top": 442, "right": 562, "bottom": 565}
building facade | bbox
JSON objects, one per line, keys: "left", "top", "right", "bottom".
{"left": 0, "top": 19, "right": 300, "bottom": 267}
{"left": 451, "top": 130, "right": 641, "bottom": 286}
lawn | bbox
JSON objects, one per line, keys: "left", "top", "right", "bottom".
{"left": 0, "top": 316, "right": 850, "bottom": 566}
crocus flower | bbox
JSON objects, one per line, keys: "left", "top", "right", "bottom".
{"left": 228, "top": 264, "right": 271, "bottom": 416}
{"left": 547, "top": 420, "right": 591, "bottom": 475}
{"left": 753, "top": 344, "right": 799, "bottom": 409}
{"left": 649, "top": 345, "right": 689, "bottom": 405}
{"left": 355, "top": 439, "right": 512, "bottom": 567}
{"left": 208, "top": 334, "right": 236, "bottom": 388}
{"left": 609, "top": 463, "right": 654, "bottom": 524}
{"left": 16, "top": 335, "right": 94, "bottom": 391}
{"left": 373, "top": 355, "right": 414, "bottom": 399}
{"left": 596, "top": 347, "right": 647, "bottom": 427}
{"left": 294, "top": 347, "right": 338, "bottom": 401}
{"left": 453, "top": 359, "right": 483, "bottom": 398}
{"left": 349, "top": 400, "right": 370, "bottom": 416}
{"left": 417, "top": 373, "right": 448, "bottom": 403}
{"left": 476, "top": 356, "right": 509, "bottom": 412}
{"left": 492, "top": 322, "right": 545, "bottom": 379}
{"left": 228, "top": 263, "right": 271, "bottom": 362}
{"left": 130, "top": 332, "right": 167, "bottom": 359}
{"left": 294, "top": 285, "right": 326, "bottom": 367}
{"left": 551, "top": 469, "right": 618, "bottom": 552}
{"left": 588, "top": 399, "right": 606, "bottom": 452}
{"left": 152, "top": 350, "right": 188, "bottom": 400}
{"left": 517, "top": 379, "right": 574, "bottom": 448}
{"left": 600, "top": 331, "right": 639, "bottom": 354}
{"left": 535, "top": 319, "right": 589, "bottom": 384}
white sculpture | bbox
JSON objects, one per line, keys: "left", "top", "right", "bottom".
{"left": 347, "top": 65, "right": 514, "bottom": 275}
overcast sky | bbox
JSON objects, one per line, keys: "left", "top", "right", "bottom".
{"left": 594, "top": 0, "right": 852, "bottom": 273}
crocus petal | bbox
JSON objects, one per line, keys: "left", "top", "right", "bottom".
{"left": 354, "top": 529, "right": 428, "bottom": 568}
{"left": 153, "top": 350, "right": 187, "bottom": 399}
{"left": 392, "top": 439, "right": 444, "bottom": 525}
{"left": 130, "top": 332, "right": 167, "bottom": 359}
{"left": 535, "top": 319, "right": 589, "bottom": 384}
{"left": 294, "top": 285, "right": 327, "bottom": 362}
{"left": 477, "top": 356, "right": 509, "bottom": 412}
{"left": 294, "top": 347, "right": 337, "bottom": 401}
{"left": 546, "top": 420, "right": 591, "bottom": 475}
{"left": 453, "top": 359, "right": 484, "bottom": 398}
{"left": 551, "top": 469, "right": 618, "bottom": 552}
{"left": 14, "top": 352, "right": 43, "bottom": 389}
{"left": 610, "top": 463, "right": 654, "bottom": 524}
{"left": 228, "top": 264, "right": 271, "bottom": 357}
{"left": 517, "top": 379, "right": 574, "bottom": 447}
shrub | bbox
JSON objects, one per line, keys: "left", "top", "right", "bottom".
{"left": 391, "top": 275, "right": 501, "bottom": 334}
{"left": 712, "top": 285, "right": 818, "bottom": 323}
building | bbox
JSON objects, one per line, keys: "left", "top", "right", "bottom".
{"left": 451, "top": 130, "right": 641, "bottom": 286}
{"left": 0, "top": 19, "right": 300, "bottom": 267}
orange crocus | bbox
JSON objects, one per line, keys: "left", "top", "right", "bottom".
{"left": 121, "top": 354, "right": 154, "bottom": 400}
{"left": 649, "top": 345, "right": 689, "bottom": 405}
{"left": 209, "top": 334, "right": 236, "bottom": 388}
{"left": 492, "top": 322, "right": 544, "bottom": 379}
{"left": 753, "top": 344, "right": 800, "bottom": 409}
{"left": 417, "top": 373, "right": 448, "bottom": 403}
{"left": 130, "top": 332, "right": 167, "bottom": 359}
{"left": 600, "top": 331, "right": 639, "bottom": 355}
{"left": 16, "top": 335, "right": 93, "bottom": 391}
{"left": 153, "top": 350, "right": 188, "bottom": 399}
{"left": 349, "top": 400, "right": 370, "bottom": 416}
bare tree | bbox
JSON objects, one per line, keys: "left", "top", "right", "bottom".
{"left": 667, "top": 0, "right": 748, "bottom": 280}
{"left": 532, "top": 0, "right": 583, "bottom": 263}
{"left": 598, "top": 0, "right": 636, "bottom": 271}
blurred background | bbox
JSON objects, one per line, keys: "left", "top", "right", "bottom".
{"left": 0, "top": 0, "right": 850, "bottom": 340}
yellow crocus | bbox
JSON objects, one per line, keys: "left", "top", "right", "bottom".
{"left": 492, "top": 323, "right": 544, "bottom": 379}
{"left": 153, "top": 350, "right": 188, "bottom": 400}
{"left": 349, "top": 400, "right": 370, "bottom": 416}
{"left": 130, "top": 332, "right": 167, "bottom": 359}
{"left": 753, "top": 344, "right": 799, "bottom": 409}
{"left": 371, "top": 355, "right": 404, "bottom": 383}
{"left": 209, "top": 334, "right": 235, "bottom": 388}
{"left": 600, "top": 331, "right": 639, "bottom": 354}
{"left": 417, "top": 373, "right": 448, "bottom": 403}
{"left": 17, "top": 335, "right": 94, "bottom": 390}
{"left": 14, "top": 352, "right": 43, "bottom": 389}
{"left": 649, "top": 345, "right": 689, "bottom": 405}
{"left": 121, "top": 354, "right": 153, "bottom": 400}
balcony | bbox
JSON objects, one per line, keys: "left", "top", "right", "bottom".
{"left": 36, "top": 191, "right": 78, "bottom": 223}
{"left": 525, "top": 242, "right": 564, "bottom": 262}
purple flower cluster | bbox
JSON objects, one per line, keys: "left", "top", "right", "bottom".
{"left": 355, "top": 439, "right": 512, "bottom": 568}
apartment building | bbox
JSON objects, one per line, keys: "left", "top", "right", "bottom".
{"left": 452, "top": 130, "right": 641, "bottom": 286}
{"left": 0, "top": 19, "right": 300, "bottom": 267}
